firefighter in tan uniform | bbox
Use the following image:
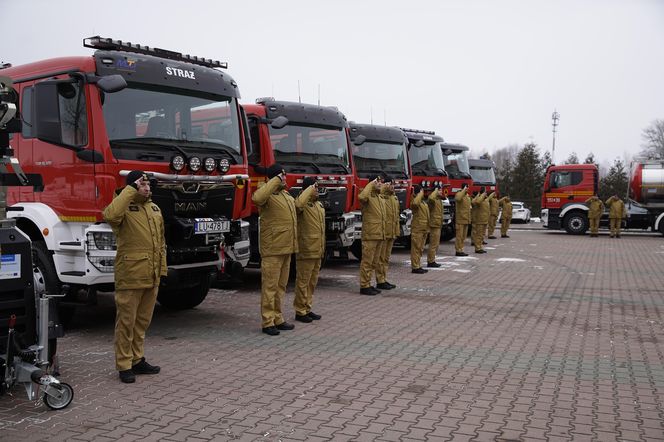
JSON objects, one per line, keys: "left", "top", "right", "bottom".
{"left": 454, "top": 183, "right": 471, "bottom": 256}
{"left": 605, "top": 195, "right": 626, "bottom": 238}
{"left": 585, "top": 195, "right": 605, "bottom": 237}
{"left": 498, "top": 196, "right": 513, "bottom": 238}
{"left": 376, "top": 176, "right": 399, "bottom": 290}
{"left": 294, "top": 177, "right": 325, "bottom": 323}
{"left": 103, "top": 170, "right": 166, "bottom": 383}
{"left": 359, "top": 175, "right": 387, "bottom": 295}
{"left": 426, "top": 186, "right": 444, "bottom": 267}
{"left": 410, "top": 185, "right": 430, "bottom": 273}
{"left": 486, "top": 192, "right": 499, "bottom": 239}
{"left": 252, "top": 164, "right": 298, "bottom": 336}
{"left": 471, "top": 188, "right": 489, "bottom": 254}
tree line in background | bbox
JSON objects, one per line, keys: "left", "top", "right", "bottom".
{"left": 483, "top": 119, "right": 664, "bottom": 216}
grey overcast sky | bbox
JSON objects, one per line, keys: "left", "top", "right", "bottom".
{"left": 3, "top": 0, "right": 664, "bottom": 164}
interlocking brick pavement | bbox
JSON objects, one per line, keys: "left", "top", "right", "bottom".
{"left": 1, "top": 228, "right": 663, "bottom": 441}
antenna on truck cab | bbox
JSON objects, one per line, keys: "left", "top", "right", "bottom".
{"left": 83, "top": 36, "right": 228, "bottom": 69}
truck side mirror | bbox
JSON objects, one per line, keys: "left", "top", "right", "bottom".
{"left": 96, "top": 74, "right": 127, "bottom": 93}
{"left": 34, "top": 81, "right": 66, "bottom": 146}
{"left": 270, "top": 116, "right": 289, "bottom": 129}
{"left": 352, "top": 135, "right": 366, "bottom": 146}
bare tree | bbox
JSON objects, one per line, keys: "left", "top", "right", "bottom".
{"left": 641, "top": 119, "right": 664, "bottom": 158}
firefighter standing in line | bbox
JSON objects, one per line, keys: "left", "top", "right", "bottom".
{"left": 454, "top": 183, "right": 471, "bottom": 256}
{"left": 252, "top": 164, "right": 298, "bottom": 336}
{"left": 376, "top": 175, "right": 399, "bottom": 290}
{"left": 498, "top": 195, "right": 513, "bottom": 238}
{"left": 359, "top": 175, "right": 387, "bottom": 295}
{"left": 486, "top": 191, "right": 499, "bottom": 239}
{"left": 293, "top": 177, "right": 325, "bottom": 323}
{"left": 410, "top": 185, "right": 430, "bottom": 273}
{"left": 585, "top": 195, "right": 605, "bottom": 237}
{"left": 103, "top": 170, "right": 165, "bottom": 384}
{"left": 426, "top": 185, "right": 444, "bottom": 267}
{"left": 605, "top": 194, "right": 626, "bottom": 238}
{"left": 471, "top": 188, "right": 489, "bottom": 254}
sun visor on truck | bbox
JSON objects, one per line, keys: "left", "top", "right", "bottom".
{"left": 93, "top": 50, "right": 240, "bottom": 98}
{"left": 263, "top": 101, "right": 347, "bottom": 129}
{"left": 349, "top": 123, "right": 408, "bottom": 144}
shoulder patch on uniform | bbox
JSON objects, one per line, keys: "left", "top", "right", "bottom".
{"left": 129, "top": 205, "right": 139, "bottom": 211}
{"left": 151, "top": 205, "right": 160, "bottom": 212}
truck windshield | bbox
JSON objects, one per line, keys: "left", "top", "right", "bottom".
{"left": 353, "top": 141, "right": 409, "bottom": 179}
{"left": 268, "top": 124, "right": 350, "bottom": 174}
{"left": 469, "top": 167, "right": 495, "bottom": 184}
{"left": 102, "top": 85, "right": 242, "bottom": 163}
{"left": 443, "top": 149, "right": 471, "bottom": 179}
{"left": 409, "top": 144, "right": 446, "bottom": 176}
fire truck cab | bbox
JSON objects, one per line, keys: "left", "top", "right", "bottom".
{"left": 469, "top": 158, "right": 499, "bottom": 196}
{"left": 348, "top": 123, "right": 412, "bottom": 259}
{"left": 243, "top": 99, "right": 355, "bottom": 263}
{"left": 2, "top": 36, "right": 251, "bottom": 313}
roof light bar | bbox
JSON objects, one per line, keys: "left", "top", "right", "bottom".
{"left": 399, "top": 127, "right": 436, "bottom": 135}
{"left": 83, "top": 36, "right": 228, "bottom": 69}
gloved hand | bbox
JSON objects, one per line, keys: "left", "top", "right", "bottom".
{"left": 160, "top": 275, "right": 168, "bottom": 286}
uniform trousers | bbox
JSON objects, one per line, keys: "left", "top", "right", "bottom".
{"left": 261, "top": 254, "right": 291, "bottom": 328}
{"left": 114, "top": 286, "right": 158, "bottom": 371}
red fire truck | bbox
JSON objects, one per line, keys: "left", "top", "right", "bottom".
{"left": 439, "top": 143, "right": 473, "bottom": 240}
{"left": 242, "top": 99, "right": 355, "bottom": 263}
{"left": 469, "top": 158, "right": 499, "bottom": 196}
{"left": 348, "top": 123, "right": 412, "bottom": 259}
{"left": 400, "top": 128, "right": 452, "bottom": 240}
{"left": 1, "top": 36, "right": 251, "bottom": 315}
{"left": 541, "top": 161, "right": 664, "bottom": 235}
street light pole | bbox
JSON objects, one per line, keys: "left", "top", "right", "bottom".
{"left": 551, "top": 110, "right": 560, "bottom": 163}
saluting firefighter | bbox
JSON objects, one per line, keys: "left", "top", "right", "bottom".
{"left": 410, "top": 184, "right": 430, "bottom": 273}
{"left": 376, "top": 175, "right": 399, "bottom": 290}
{"left": 471, "top": 188, "right": 489, "bottom": 254}
{"left": 426, "top": 185, "right": 444, "bottom": 267}
{"left": 359, "top": 175, "right": 387, "bottom": 295}
{"left": 585, "top": 195, "right": 605, "bottom": 237}
{"left": 103, "top": 170, "right": 165, "bottom": 384}
{"left": 293, "top": 177, "right": 325, "bottom": 323}
{"left": 498, "top": 195, "right": 513, "bottom": 238}
{"left": 605, "top": 194, "right": 626, "bottom": 238}
{"left": 454, "top": 183, "right": 472, "bottom": 256}
{"left": 486, "top": 191, "right": 499, "bottom": 239}
{"left": 252, "top": 164, "right": 298, "bottom": 336}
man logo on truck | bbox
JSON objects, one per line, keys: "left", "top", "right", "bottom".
{"left": 165, "top": 66, "right": 196, "bottom": 79}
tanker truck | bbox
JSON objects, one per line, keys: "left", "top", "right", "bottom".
{"left": 540, "top": 160, "right": 664, "bottom": 235}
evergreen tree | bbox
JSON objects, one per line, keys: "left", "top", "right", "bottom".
{"left": 584, "top": 152, "right": 596, "bottom": 165}
{"left": 511, "top": 142, "right": 543, "bottom": 213}
{"left": 599, "top": 158, "right": 629, "bottom": 201}
{"left": 564, "top": 152, "right": 579, "bottom": 164}
{"left": 497, "top": 157, "right": 514, "bottom": 196}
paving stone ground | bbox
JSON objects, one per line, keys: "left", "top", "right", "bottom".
{"left": 1, "top": 226, "right": 663, "bottom": 441}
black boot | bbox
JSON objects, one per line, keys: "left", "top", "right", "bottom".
{"left": 119, "top": 369, "right": 136, "bottom": 383}
{"left": 132, "top": 358, "right": 160, "bottom": 375}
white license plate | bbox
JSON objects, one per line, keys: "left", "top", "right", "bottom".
{"left": 194, "top": 220, "right": 230, "bottom": 234}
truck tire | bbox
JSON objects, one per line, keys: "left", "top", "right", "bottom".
{"left": 563, "top": 212, "right": 588, "bottom": 235}
{"left": 349, "top": 240, "right": 362, "bottom": 261}
{"left": 32, "top": 241, "right": 76, "bottom": 326}
{"left": 157, "top": 281, "right": 209, "bottom": 310}
{"left": 441, "top": 226, "right": 454, "bottom": 242}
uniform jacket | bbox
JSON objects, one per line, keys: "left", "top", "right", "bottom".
{"left": 295, "top": 185, "right": 326, "bottom": 259}
{"left": 103, "top": 186, "right": 167, "bottom": 290}
{"left": 381, "top": 186, "right": 400, "bottom": 239}
{"left": 585, "top": 196, "right": 605, "bottom": 218}
{"left": 427, "top": 189, "right": 444, "bottom": 228}
{"left": 252, "top": 176, "right": 298, "bottom": 257}
{"left": 454, "top": 188, "right": 472, "bottom": 225}
{"left": 471, "top": 192, "right": 490, "bottom": 224}
{"left": 359, "top": 181, "right": 386, "bottom": 241}
{"left": 605, "top": 196, "right": 626, "bottom": 219}
{"left": 498, "top": 197, "right": 513, "bottom": 220}
{"left": 411, "top": 190, "right": 431, "bottom": 233}
{"left": 488, "top": 192, "right": 499, "bottom": 216}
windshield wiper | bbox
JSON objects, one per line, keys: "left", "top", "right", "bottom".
{"left": 317, "top": 162, "right": 350, "bottom": 174}
{"left": 385, "top": 169, "right": 409, "bottom": 179}
{"left": 280, "top": 161, "right": 322, "bottom": 173}
{"left": 112, "top": 138, "right": 188, "bottom": 159}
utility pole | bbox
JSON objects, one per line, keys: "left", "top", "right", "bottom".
{"left": 551, "top": 110, "right": 560, "bottom": 163}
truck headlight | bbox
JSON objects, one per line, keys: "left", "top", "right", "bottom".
{"left": 87, "top": 231, "right": 117, "bottom": 251}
